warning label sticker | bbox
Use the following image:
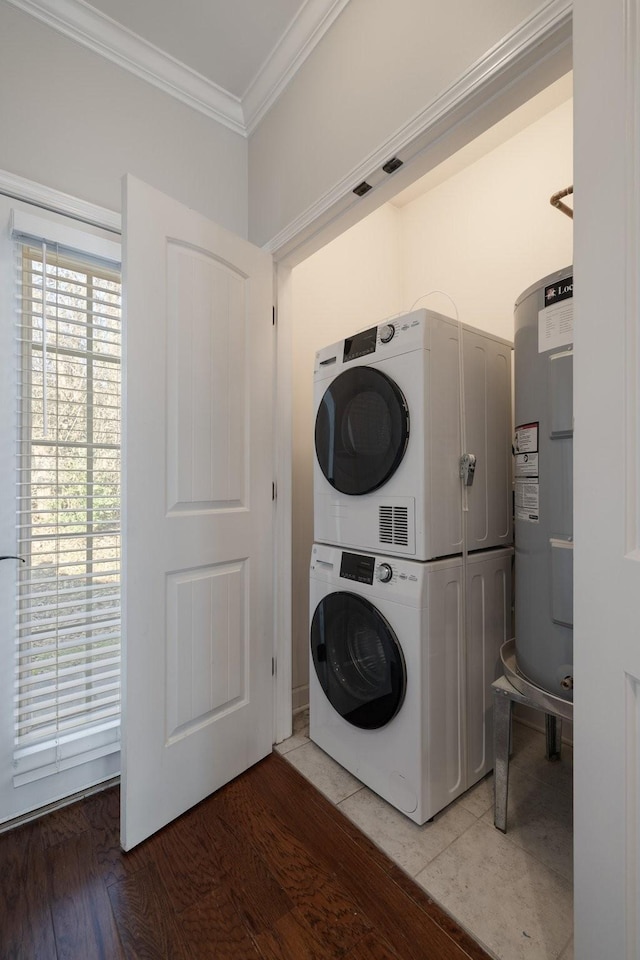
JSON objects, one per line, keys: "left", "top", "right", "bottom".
{"left": 515, "top": 479, "right": 540, "bottom": 523}
{"left": 515, "top": 452, "right": 539, "bottom": 478}
{"left": 514, "top": 422, "right": 539, "bottom": 455}
{"left": 538, "top": 297, "right": 574, "bottom": 353}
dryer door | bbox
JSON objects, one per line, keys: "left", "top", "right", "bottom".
{"left": 310, "top": 591, "right": 406, "bottom": 729}
{"left": 315, "top": 367, "right": 409, "bottom": 495}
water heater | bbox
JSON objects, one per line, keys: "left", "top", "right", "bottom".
{"left": 513, "top": 267, "right": 573, "bottom": 699}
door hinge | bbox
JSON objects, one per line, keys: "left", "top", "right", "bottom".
{"left": 272, "top": 481, "right": 277, "bottom": 501}
{"left": 272, "top": 305, "right": 276, "bottom": 325}
{"left": 272, "top": 657, "right": 277, "bottom": 677}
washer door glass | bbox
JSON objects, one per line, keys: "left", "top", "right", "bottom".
{"left": 310, "top": 591, "right": 406, "bottom": 729}
{"left": 315, "top": 367, "right": 410, "bottom": 495}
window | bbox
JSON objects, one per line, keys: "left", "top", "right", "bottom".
{"left": 13, "top": 235, "right": 122, "bottom": 785}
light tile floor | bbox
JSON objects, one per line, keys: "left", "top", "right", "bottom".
{"left": 276, "top": 708, "right": 574, "bottom": 960}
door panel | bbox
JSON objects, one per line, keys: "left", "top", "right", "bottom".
{"left": 121, "top": 176, "right": 273, "bottom": 850}
{"left": 166, "top": 241, "right": 246, "bottom": 507}
{"left": 165, "top": 561, "right": 245, "bottom": 743}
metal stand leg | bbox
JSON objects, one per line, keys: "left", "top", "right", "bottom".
{"left": 492, "top": 646, "right": 573, "bottom": 834}
{"left": 545, "top": 714, "right": 562, "bottom": 761}
{"left": 493, "top": 688, "right": 512, "bottom": 833}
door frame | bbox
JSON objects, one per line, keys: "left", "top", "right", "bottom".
{"left": 271, "top": 2, "right": 573, "bottom": 744}
{"left": 572, "top": 0, "right": 640, "bottom": 954}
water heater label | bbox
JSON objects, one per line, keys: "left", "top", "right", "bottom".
{"left": 514, "top": 422, "right": 538, "bottom": 454}
{"left": 515, "top": 479, "right": 540, "bottom": 523}
{"left": 544, "top": 276, "right": 573, "bottom": 304}
{"left": 538, "top": 291, "right": 574, "bottom": 353}
{"left": 515, "top": 452, "right": 538, "bottom": 477}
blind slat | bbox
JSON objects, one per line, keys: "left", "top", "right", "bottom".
{"left": 17, "top": 686, "right": 121, "bottom": 723}
{"left": 17, "top": 680, "right": 121, "bottom": 716}
{"left": 13, "top": 719, "right": 120, "bottom": 787}
{"left": 17, "top": 625, "right": 121, "bottom": 655}
{"left": 15, "top": 569, "right": 120, "bottom": 589}
{"left": 17, "top": 588, "right": 120, "bottom": 607}
{"left": 17, "top": 650, "right": 121, "bottom": 678}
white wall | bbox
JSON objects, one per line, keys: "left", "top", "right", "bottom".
{"left": 249, "top": 0, "right": 543, "bottom": 247}
{"left": 290, "top": 204, "right": 402, "bottom": 706}
{"left": 0, "top": 4, "right": 248, "bottom": 234}
{"left": 291, "top": 95, "right": 573, "bottom": 708}
{"left": 400, "top": 98, "right": 574, "bottom": 340}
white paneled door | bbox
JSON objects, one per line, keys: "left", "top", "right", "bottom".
{"left": 574, "top": 1, "right": 640, "bottom": 957}
{"left": 121, "top": 176, "right": 274, "bottom": 850}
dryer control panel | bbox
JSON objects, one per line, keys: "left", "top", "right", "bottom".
{"left": 343, "top": 326, "right": 377, "bottom": 362}
{"left": 314, "top": 308, "right": 433, "bottom": 380}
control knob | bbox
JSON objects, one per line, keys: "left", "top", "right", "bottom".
{"left": 379, "top": 323, "right": 395, "bottom": 344}
{"left": 376, "top": 563, "right": 393, "bottom": 583}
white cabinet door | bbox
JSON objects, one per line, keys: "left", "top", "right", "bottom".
{"left": 121, "top": 176, "right": 274, "bottom": 850}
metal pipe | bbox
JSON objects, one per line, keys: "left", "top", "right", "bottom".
{"left": 550, "top": 185, "right": 574, "bottom": 219}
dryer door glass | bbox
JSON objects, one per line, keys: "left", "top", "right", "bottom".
{"left": 310, "top": 591, "right": 406, "bottom": 729}
{"left": 315, "top": 367, "right": 409, "bottom": 495}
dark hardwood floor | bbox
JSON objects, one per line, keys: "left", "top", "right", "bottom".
{"left": 0, "top": 752, "right": 492, "bottom": 959}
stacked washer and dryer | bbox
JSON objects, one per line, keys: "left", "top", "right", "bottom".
{"left": 309, "top": 308, "right": 514, "bottom": 823}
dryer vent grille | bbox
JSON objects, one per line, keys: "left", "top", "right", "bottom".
{"left": 379, "top": 506, "right": 409, "bottom": 546}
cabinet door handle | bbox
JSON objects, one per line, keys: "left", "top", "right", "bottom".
{"left": 0, "top": 555, "right": 25, "bottom": 562}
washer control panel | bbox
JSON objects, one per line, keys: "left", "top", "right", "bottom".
{"left": 339, "top": 552, "right": 399, "bottom": 586}
{"left": 339, "top": 551, "right": 376, "bottom": 584}
{"left": 312, "top": 545, "right": 425, "bottom": 601}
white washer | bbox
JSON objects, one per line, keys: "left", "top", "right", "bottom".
{"left": 313, "top": 309, "right": 513, "bottom": 560}
{"left": 309, "top": 542, "right": 513, "bottom": 824}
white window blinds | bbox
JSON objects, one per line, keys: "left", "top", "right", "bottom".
{"left": 12, "top": 216, "right": 122, "bottom": 786}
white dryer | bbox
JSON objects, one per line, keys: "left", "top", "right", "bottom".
{"left": 309, "top": 542, "right": 513, "bottom": 824}
{"left": 313, "top": 309, "right": 512, "bottom": 560}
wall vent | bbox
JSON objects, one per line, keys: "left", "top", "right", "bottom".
{"left": 379, "top": 505, "right": 409, "bottom": 546}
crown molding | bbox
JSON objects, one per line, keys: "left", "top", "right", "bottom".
{"left": 242, "top": 0, "right": 351, "bottom": 135}
{"left": 0, "top": 167, "right": 121, "bottom": 232}
{"left": 266, "top": 0, "right": 573, "bottom": 258}
{"left": 6, "top": 0, "right": 350, "bottom": 136}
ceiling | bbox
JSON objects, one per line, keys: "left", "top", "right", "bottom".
{"left": 6, "top": 0, "right": 351, "bottom": 135}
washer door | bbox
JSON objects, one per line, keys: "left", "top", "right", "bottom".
{"left": 310, "top": 591, "right": 406, "bottom": 729}
{"left": 315, "top": 367, "right": 410, "bottom": 495}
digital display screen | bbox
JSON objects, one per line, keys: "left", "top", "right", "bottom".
{"left": 340, "top": 552, "right": 375, "bottom": 584}
{"left": 343, "top": 326, "right": 377, "bottom": 363}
